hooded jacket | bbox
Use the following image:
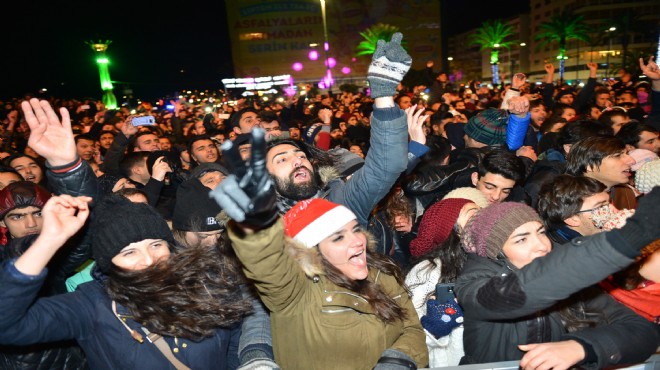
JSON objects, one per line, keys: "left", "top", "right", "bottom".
{"left": 228, "top": 219, "right": 428, "bottom": 370}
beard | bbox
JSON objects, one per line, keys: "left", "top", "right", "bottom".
{"left": 274, "top": 166, "right": 319, "bottom": 201}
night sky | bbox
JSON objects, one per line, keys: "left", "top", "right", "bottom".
{"left": 2, "top": 0, "right": 527, "bottom": 101}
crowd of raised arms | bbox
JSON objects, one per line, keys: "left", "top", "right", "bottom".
{"left": 0, "top": 33, "right": 658, "bottom": 370}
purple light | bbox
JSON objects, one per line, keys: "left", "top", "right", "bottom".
{"left": 292, "top": 62, "right": 303, "bottom": 71}
{"left": 284, "top": 86, "right": 296, "bottom": 97}
{"left": 318, "top": 81, "right": 327, "bottom": 89}
{"left": 308, "top": 50, "right": 319, "bottom": 61}
{"left": 341, "top": 66, "right": 351, "bottom": 74}
{"left": 325, "top": 57, "right": 337, "bottom": 68}
{"left": 351, "top": 57, "right": 357, "bottom": 62}
{"left": 324, "top": 42, "right": 329, "bottom": 51}
{"left": 323, "top": 70, "right": 334, "bottom": 87}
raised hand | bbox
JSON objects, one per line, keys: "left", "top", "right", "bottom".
{"left": 41, "top": 195, "right": 92, "bottom": 241}
{"left": 508, "top": 95, "right": 530, "bottom": 117}
{"left": 21, "top": 98, "right": 76, "bottom": 166}
{"left": 209, "top": 128, "right": 278, "bottom": 228}
{"left": 512, "top": 73, "right": 526, "bottom": 90}
{"left": 120, "top": 115, "right": 140, "bottom": 137}
{"left": 368, "top": 32, "right": 412, "bottom": 98}
{"left": 640, "top": 56, "right": 660, "bottom": 91}
{"left": 405, "top": 104, "right": 428, "bottom": 145}
{"left": 586, "top": 62, "right": 598, "bottom": 77}
{"left": 544, "top": 63, "right": 555, "bottom": 75}
{"left": 151, "top": 156, "right": 172, "bottom": 182}
{"left": 15, "top": 195, "right": 92, "bottom": 276}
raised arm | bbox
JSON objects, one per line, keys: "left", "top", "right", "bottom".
{"left": 639, "top": 56, "right": 660, "bottom": 118}
{"left": 14, "top": 195, "right": 91, "bottom": 275}
{"left": 542, "top": 63, "right": 556, "bottom": 109}
{"left": 574, "top": 62, "right": 598, "bottom": 112}
{"left": 341, "top": 33, "right": 411, "bottom": 224}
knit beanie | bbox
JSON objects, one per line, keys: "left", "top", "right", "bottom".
{"left": 635, "top": 159, "right": 660, "bottom": 194}
{"left": 0, "top": 181, "right": 51, "bottom": 220}
{"left": 442, "top": 187, "right": 489, "bottom": 209}
{"left": 283, "top": 198, "right": 356, "bottom": 248}
{"left": 555, "top": 89, "right": 575, "bottom": 102}
{"left": 189, "top": 162, "right": 229, "bottom": 180}
{"left": 172, "top": 178, "right": 223, "bottom": 232}
{"left": 330, "top": 148, "right": 365, "bottom": 178}
{"left": 91, "top": 194, "right": 175, "bottom": 273}
{"left": 444, "top": 123, "right": 466, "bottom": 149}
{"left": 629, "top": 149, "right": 658, "bottom": 172}
{"left": 463, "top": 108, "right": 508, "bottom": 146}
{"left": 409, "top": 198, "right": 473, "bottom": 258}
{"left": 462, "top": 202, "right": 542, "bottom": 259}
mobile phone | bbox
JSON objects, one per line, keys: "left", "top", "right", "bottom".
{"left": 218, "top": 113, "right": 230, "bottom": 119}
{"left": 132, "top": 116, "right": 156, "bottom": 126}
{"left": 435, "top": 283, "right": 456, "bottom": 303}
{"left": 80, "top": 105, "right": 90, "bottom": 110}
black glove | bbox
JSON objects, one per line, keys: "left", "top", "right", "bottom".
{"left": 209, "top": 128, "right": 278, "bottom": 228}
{"left": 612, "top": 186, "right": 660, "bottom": 254}
{"left": 373, "top": 349, "right": 417, "bottom": 370}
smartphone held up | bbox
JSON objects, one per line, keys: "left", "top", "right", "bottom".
{"left": 132, "top": 116, "right": 156, "bottom": 126}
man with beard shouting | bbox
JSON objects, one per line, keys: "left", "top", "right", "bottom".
{"left": 263, "top": 33, "right": 411, "bottom": 226}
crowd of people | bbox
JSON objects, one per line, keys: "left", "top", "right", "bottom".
{"left": 0, "top": 32, "right": 659, "bottom": 370}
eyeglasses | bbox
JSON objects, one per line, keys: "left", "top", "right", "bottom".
{"left": 576, "top": 204, "right": 609, "bottom": 214}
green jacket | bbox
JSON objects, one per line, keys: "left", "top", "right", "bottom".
{"left": 228, "top": 219, "right": 428, "bottom": 370}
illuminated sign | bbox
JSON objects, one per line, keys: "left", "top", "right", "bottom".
{"left": 222, "top": 74, "right": 292, "bottom": 89}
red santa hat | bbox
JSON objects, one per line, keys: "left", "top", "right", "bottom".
{"left": 284, "top": 198, "right": 357, "bottom": 248}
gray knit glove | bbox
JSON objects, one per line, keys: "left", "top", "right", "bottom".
{"left": 368, "top": 32, "right": 412, "bottom": 98}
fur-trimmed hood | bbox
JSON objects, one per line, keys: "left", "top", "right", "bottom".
{"left": 284, "top": 230, "right": 378, "bottom": 279}
{"left": 317, "top": 165, "right": 341, "bottom": 187}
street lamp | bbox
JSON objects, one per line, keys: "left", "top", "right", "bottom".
{"left": 319, "top": 0, "right": 333, "bottom": 89}
{"left": 506, "top": 43, "right": 526, "bottom": 83}
{"left": 605, "top": 27, "right": 616, "bottom": 79}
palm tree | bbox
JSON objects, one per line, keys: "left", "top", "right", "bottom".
{"left": 355, "top": 23, "right": 407, "bottom": 57}
{"left": 468, "top": 19, "right": 516, "bottom": 85}
{"left": 535, "top": 11, "right": 590, "bottom": 84}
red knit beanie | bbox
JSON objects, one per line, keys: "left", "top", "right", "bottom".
{"left": 409, "top": 198, "right": 473, "bottom": 257}
{"left": 284, "top": 198, "right": 356, "bottom": 248}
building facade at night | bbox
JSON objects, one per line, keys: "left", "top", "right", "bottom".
{"left": 225, "top": 0, "right": 442, "bottom": 89}
{"left": 449, "top": 0, "right": 660, "bottom": 85}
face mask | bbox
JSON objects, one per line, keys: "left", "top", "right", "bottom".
{"left": 590, "top": 205, "right": 635, "bottom": 230}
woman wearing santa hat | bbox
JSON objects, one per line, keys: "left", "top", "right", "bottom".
{"left": 211, "top": 129, "right": 428, "bottom": 369}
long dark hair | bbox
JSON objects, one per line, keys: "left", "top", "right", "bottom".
{"left": 407, "top": 227, "right": 466, "bottom": 284}
{"left": 320, "top": 236, "right": 408, "bottom": 324}
{"left": 105, "top": 240, "right": 252, "bottom": 339}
